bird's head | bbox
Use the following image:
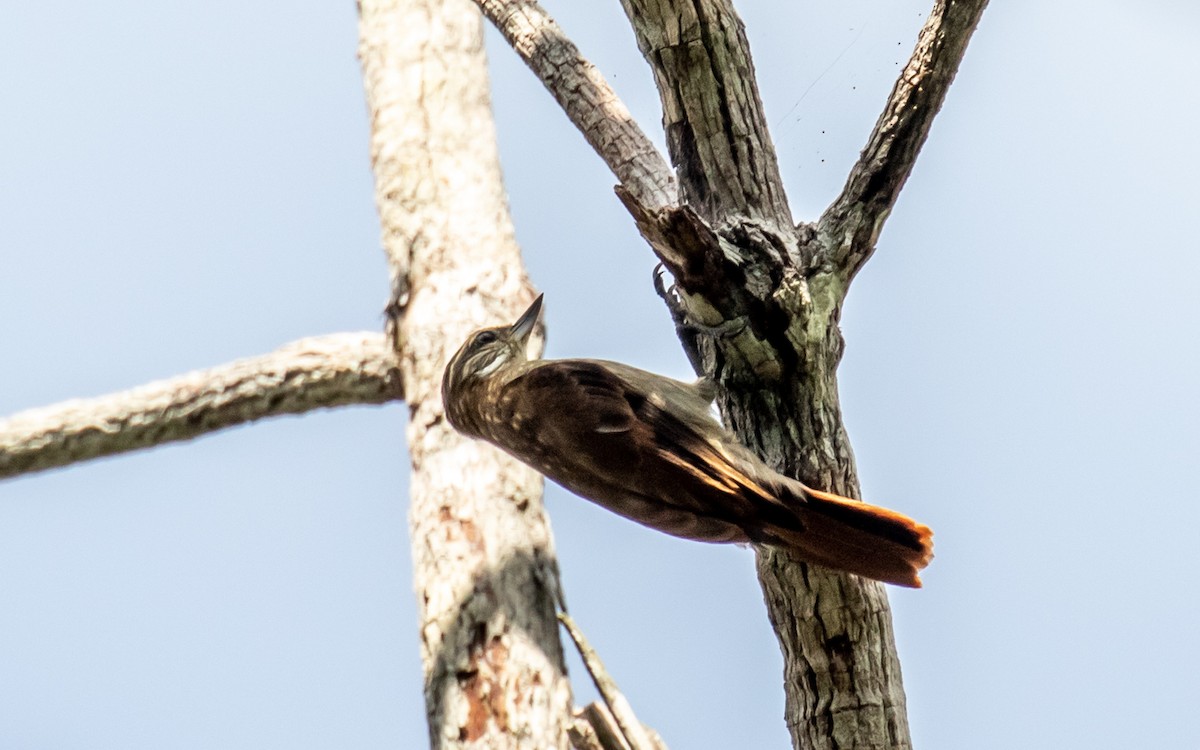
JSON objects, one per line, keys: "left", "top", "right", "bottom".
{"left": 442, "top": 294, "right": 543, "bottom": 431}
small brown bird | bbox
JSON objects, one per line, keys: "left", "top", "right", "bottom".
{"left": 442, "top": 295, "right": 933, "bottom": 587}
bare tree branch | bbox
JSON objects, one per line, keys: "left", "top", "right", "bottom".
{"left": 0, "top": 333, "right": 402, "bottom": 481}
{"left": 574, "top": 702, "right": 669, "bottom": 750}
{"left": 580, "top": 704, "right": 632, "bottom": 750}
{"left": 821, "top": 0, "right": 990, "bottom": 280}
{"left": 619, "top": 0, "right": 792, "bottom": 229}
{"left": 558, "top": 613, "right": 664, "bottom": 750}
{"left": 473, "top": 0, "right": 678, "bottom": 210}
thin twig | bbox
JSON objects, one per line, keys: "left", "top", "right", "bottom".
{"left": 0, "top": 332, "right": 402, "bottom": 480}
{"left": 472, "top": 0, "right": 678, "bottom": 209}
{"left": 821, "top": 0, "right": 990, "bottom": 280}
{"left": 557, "top": 612, "right": 663, "bottom": 750}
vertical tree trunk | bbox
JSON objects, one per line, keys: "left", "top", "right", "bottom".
{"left": 357, "top": 1, "right": 572, "bottom": 747}
{"left": 735, "top": 314, "right": 915, "bottom": 750}
{"left": 617, "top": 1, "right": 939, "bottom": 746}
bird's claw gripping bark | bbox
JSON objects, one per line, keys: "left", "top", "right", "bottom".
{"left": 652, "top": 263, "right": 748, "bottom": 376}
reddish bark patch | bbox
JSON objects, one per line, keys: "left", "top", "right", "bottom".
{"left": 458, "top": 627, "right": 511, "bottom": 741}
{"left": 436, "top": 506, "right": 484, "bottom": 552}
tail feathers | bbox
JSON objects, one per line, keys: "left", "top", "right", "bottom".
{"left": 766, "top": 482, "right": 934, "bottom": 588}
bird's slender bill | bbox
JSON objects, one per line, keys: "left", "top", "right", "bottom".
{"left": 510, "top": 293, "right": 543, "bottom": 346}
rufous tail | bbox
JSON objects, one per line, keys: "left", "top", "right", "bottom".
{"left": 773, "top": 483, "right": 934, "bottom": 587}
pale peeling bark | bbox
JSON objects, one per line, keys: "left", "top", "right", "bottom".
{"left": 0, "top": 333, "right": 400, "bottom": 481}
{"left": 357, "top": 1, "right": 572, "bottom": 748}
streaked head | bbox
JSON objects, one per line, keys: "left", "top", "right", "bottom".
{"left": 442, "top": 294, "right": 543, "bottom": 432}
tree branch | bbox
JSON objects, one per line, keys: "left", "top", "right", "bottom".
{"left": 558, "top": 613, "right": 666, "bottom": 750}
{"left": 610, "top": 3, "right": 990, "bottom": 748}
{"left": 0, "top": 333, "right": 402, "bottom": 481}
{"left": 821, "top": 0, "right": 990, "bottom": 281}
{"left": 473, "top": 0, "right": 678, "bottom": 210}
{"left": 573, "top": 703, "right": 669, "bottom": 750}
{"left": 619, "top": 0, "right": 792, "bottom": 229}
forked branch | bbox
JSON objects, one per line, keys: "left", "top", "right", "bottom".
{"left": 821, "top": 0, "right": 990, "bottom": 280}
{"left": 490, "top": 3, "right": 989, "bottom": 750}
{"left": 0, "top": 333, "right": 402, "bottom": 480}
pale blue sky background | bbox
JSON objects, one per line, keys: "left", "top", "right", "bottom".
{"left": 2, "top": 1, "right": 1198, "bottom": 748}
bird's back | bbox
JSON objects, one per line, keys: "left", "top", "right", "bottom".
{"left": 456, "top": 356, "right": 932, "bottom": 586}
{"left": 484, "top": 359, "right": 802, "bottom": 544}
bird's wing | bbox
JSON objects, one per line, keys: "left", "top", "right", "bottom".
{"left": 595, "top": 360, "right": 719, "bottom": 429}
{"left": 495, "top": 360, "right": 647, "bottom": 471}
{"left": 495, "top": 360, "right": 802, "bottom": 541}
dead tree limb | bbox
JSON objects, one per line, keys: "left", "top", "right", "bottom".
{"left": 472, "top": 0, "right": 678, "bottom": 210}
{"left": 357, "top": 0, "right": 573, "bottom": 746}
{"left": 0, "top": 332, "right": 400, "bottom": 481}
{"left": 821, "top": 0, "right": 991, "bottom": 281}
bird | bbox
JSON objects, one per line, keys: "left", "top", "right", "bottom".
{"left": 441, "top": 294, "right": 933, "bottom": 587}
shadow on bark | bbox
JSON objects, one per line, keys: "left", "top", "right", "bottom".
{"left": 425, "top": 546, "right": 568, "bottom": 748}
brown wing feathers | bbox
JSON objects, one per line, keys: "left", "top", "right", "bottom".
{"left": 492, "top": 360, "right": 933, "bottom": 587}
{"left": 642, "top": 391, "right": 933, "bottom": 587}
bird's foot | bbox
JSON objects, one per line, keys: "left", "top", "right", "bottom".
{"left": 653, "top": 263, "right": 748, "bottom": 338}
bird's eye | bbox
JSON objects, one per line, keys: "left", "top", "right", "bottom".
{"left": 474, "top": 330, "right": 499, "bottom": 346}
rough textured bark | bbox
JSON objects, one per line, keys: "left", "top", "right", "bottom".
{"left": 822, "top": 0, "right": 991, "bottom": 281}
{"left": 0, "top": 332, "right": 401, "bottom": 480}
{"left": 471, "top": 0, "right": 678, "bottom": 211}
{"left": 621, "top": 0, "right": 793, "bottom": 229}
{"left": 357, "top": 0, "right": 572, "bottom": 748}
{"left": 611, "top": 2, "right": 987, "bottom": 748}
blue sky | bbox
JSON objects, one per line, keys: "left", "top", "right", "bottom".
{"left": 2, "top": 1, "right": 1197, "bottom": 748}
